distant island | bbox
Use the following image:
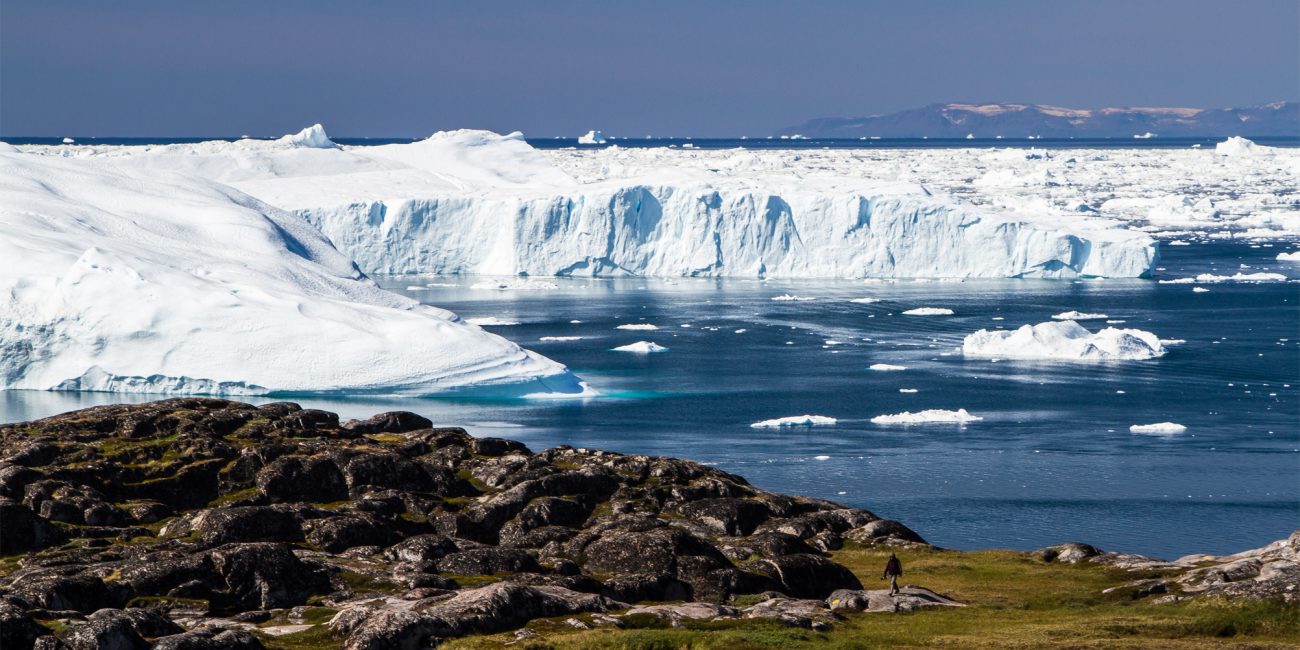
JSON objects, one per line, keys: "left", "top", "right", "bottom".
{"left": 780, "top": 101, "right": 1298, "bottom": 139}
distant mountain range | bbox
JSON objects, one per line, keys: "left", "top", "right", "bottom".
{"left": 781, "top": 101, "right": 1298, "bottom": 138}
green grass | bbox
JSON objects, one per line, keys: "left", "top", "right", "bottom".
{"left": 440, "top": 545, "right": 1300, "bottom": 650}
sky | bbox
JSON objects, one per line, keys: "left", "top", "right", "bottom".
{"left": 2, "top": 0, "right": 1297, "bottom": 137}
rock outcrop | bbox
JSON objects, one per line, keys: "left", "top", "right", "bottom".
{"left": 0, "top": 399, "right": 928, "bottom": 647}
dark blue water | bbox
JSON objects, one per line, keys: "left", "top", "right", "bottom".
{"left": 3, "top": 240, "right": 1297, "bottom": 559}
{"left": 5, "top": 136, "right": 1299, "bottom": 150}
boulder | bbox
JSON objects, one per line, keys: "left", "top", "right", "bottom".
{"left": 826, "top": 586, "right": 965, "bottom": 613}
{"left": 255, "top": 455, "right": 347, "bottom": 503}
{"left": 153, "top": 628, "right": 266, "bottom": 650}
{"left": 1036, "top": 542, "right": 1102, "bottom": 564}
{"left": 341, "top": 411, "right": 433, "bottom": 434}
{"left": 208, "top": 543, "right": 331, "bottom": 611}
{"left": 437, "top": 548, "right": 542, "bottom": 576}
{"left": 7, "top": 571, "right": 122, "bottom": 614}
{"left": 0, "top": 499, "right": 62, "bottom": 554}
{"left": 61, "top": 615, "right": 148, "bottom": 650}
{"left": 197, "top": 506, "right": 302, "bottom": 545}
{"left": 0, "top": 597, "right": 49, "bottom": 649}
{"left": 679, "top": 498, "right": 771, "bottom": 536}
{"left": 305, "top": 514, "right": 398, "bottom": 553}
{"left": 844, "top": 519, "right": 927, "bottom": 545}
{"left": 743, "top": 554, "right": 863, "bottom": 599}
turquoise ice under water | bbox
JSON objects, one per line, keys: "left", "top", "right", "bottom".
{"left": 4, "top": 240, "right": 1297, "bottom": 559}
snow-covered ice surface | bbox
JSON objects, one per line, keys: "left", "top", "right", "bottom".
{"left": 0, "top": 148, "right": 583, "bottom": 397}
{"left": 871, "top": 409, "right": 983, "bottom": 425}
{"left": 15, "top": 127, "right": 1167, "bottom": 280}
{"left": 963, "top": 321, "right": 1166, "bottom": 361}
{"left": 750, "top": 415, "right": 837, "bottom": 428}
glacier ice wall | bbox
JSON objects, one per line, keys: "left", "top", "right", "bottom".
{"left": 297, "top": 185, "right": 1158, "bottom": 279}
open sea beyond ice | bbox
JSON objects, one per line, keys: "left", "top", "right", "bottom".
{"left": 3, "top": 240, "right": 1297, "bottom": 560}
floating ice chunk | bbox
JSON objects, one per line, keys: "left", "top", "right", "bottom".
{"left": 1191, "top": 272, "right": 1288, "bottom": 283}
{"left": 1192, "top": 287, "right": 1210, "bottom": 293}
{"left": 1160, "top": 339, "right": 1187, "bottom": 345}
{"left": 902, "top": 307, "right": 954, "bottom": 316}
{"left": 1277, "top": 252, "right": 1300, "bottom": 261}
{"left": 750, "top": 415, "right": 837, "bottom": 428}
{"left": 871, "top": 409, "right": 983, "bottom": 425}
{"left": 62, "top": 137, "right": 75, "bottom": 144}
{"left": 616, "top": 323, "right": 659, "bottom": 330}
{"left": 1052, "top": 311, "right": 1108, "bottom": 320}
{"left": 1214, "top": 136, "right": 1265, "bottom": 156}
{"left": 869, "top": 363, "right": 907, "bottom": 371}
{"left": 963, "top": 321, "right": 1166, "bottom": 361}
{"left": 1167, "top": 240, "right": 1192, "bottom": 246}
{"left": 466, "top": 317, "right": 520, "bottom": 326}
{"left": 405, "top": 285, "right": 426, "bottom": 291}
{"left": 772, "top": 294, "right": 815, "bottom": 301}
{"left": 275, "top": 123, "right": 337, "bottom": 149}
{"left": 813, "top": 455, "right": 831, "bottom": 461}
{"left": 1134, "top": 132, "right": 1156, "bottom": 139}
{"left": 899, "top": 388, "right": 918, "bottom": 393}
{"left": 612, "top": 340, "right": 667, "bottom": 353}
{"left": 577, "top": 130, "right": 607, "bottom": 145}
{"left": 734, "top": 328, "right": 748, "bottom": 334}
{"left": 1130, "top": 422, "right": 1187, "bottom": 435}
{"left": 539, "top": 336, "right": 584, "bottom": 341}
{"left": 850, "top": 297, "right": 881, "bottom": 303}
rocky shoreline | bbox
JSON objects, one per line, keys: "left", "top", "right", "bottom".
{"left": 0, "top": 399, "right": 1294, "bottom": 649}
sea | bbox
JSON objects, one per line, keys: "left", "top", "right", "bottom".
{"left": 4, "top": 236, "right": 1296, "bottom": 560}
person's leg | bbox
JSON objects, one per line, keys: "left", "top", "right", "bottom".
{"left": 890, "top": 575, "right": 898, "bottom": 594}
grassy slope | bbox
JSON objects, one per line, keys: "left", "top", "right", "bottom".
{"left": 431, "top": 545, "right": 1300, "bottom": 650}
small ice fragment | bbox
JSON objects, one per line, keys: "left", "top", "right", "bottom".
{"left": 902, "top": 307, "right": 954, "bottom": 316}
{"left": 814, "top": 455, "right": 831, "bottom": 461}
{"left": 899, "top": 388, "right": 918, "bottom": 393}
{"left": 539, "top": 336, "right": 583, "bottom": 342}
{"left": 869, "top": 363, "right": 907, "bottom": 371}
{"left": 616, "top": 323, "right": 659, "bottom": 330}
{"left": 1052, "top": 311, "right": 1108, "bottom": 320}
{"left": 1130, "top": 422, "right": 1187, "bottom": 435}
{"left": 772, "top": 294, "right": 815, "bottom": 301}
{"left": 612, "top": 341, "right": 667, "bottom": 353}
{"left": 871, "top": 409, "right": 983, "bottom": 425}
{"left": 850, "top": 297, "right": 881, "bottom": 304}
{"left": 750, "top": 415, "right": 837, "bottom": 428}
{"left": 465, "top": 317, "right": 520, "bottom": 326}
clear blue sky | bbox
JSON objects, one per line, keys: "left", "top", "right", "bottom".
{"left": 2, "top": 0, "right": 1296, "bottom": 137}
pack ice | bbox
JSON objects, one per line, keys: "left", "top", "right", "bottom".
{"left": 29, "top": 126, "right": 1159, "bottom": 280}
{"left": 0, "top": 148, "right": 584, "bottom": 397}
{"left": 963, "top": 321, "right": 1167, "bottom": 361}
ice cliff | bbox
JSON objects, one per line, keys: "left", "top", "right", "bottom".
{"left": 34, "top": 128, "right": 1159, "bottom": 280}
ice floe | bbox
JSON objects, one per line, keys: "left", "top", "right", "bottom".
{"left": 616, "top": 323, "right": 660, "bottom": 330}
{"left": 612, "top": 341, "right": 667, "bottom": 353}
{"left": 963, "top": 321, "right": 1166, "bottom": 361}
{"left": 772, "top": 294, "right": 816, "bottom": 301}
{"left": 1130, "top": 422, "right": 1187, "bottom": 435}
{"left": 1052, "top": 311, "right": 1109, "bottom": 320}
{"left": 871, "top": 409, "right": 983, "bottom": 425}
{"left": 1277, "top": 251, "right": 1300, "bottom": 261}
{"left": 750, "top": 415, "right": 838, "bottom": 428}
{"left": 902, "top": 307, "right": 954, "bottom": 316}
{"left": 465, "top": 317, "right": 520, "bottom": 326}
{"left": 869, "top": 363, "right": 908, "bottom": 371}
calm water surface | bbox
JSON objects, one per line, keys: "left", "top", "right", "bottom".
{"left": 4, "top": 240, "right": 1297, "bottom": 559}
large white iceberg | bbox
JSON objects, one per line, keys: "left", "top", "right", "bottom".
{"left": 0, "top": 149, "right": 584, "bottom": 397}
{"left": 962, "top": 321, "right": 1166, "bottom": 361}
{"left": 28, "top": 127, "right": 1159, "bottom": 280}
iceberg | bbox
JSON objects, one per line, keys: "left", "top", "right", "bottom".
{"left": 1130, "top": 422, "right": 1187, "bottom": 435}
{"left": 615, "top": 323, "right": 659, "bottom": 330}
{"left": 577, "top": 130, "right": 607, "bottom": 145}
{"left": 611, "top": 341, "right": 667, "bottom": 353}
{"left": 963, "top": 321, "right": 1166, "bottom": 361}
{"left": 901, "top": 307, "right": 954, "bottom": 316}
{"left": 33, "top": 127, "right": 1157, "bottom": 280}
{"left": 1214, "top": 136, "right": 1265, "bottom": 157}
{"left": 871, "top": 409, "right": 983, "bottom": 424}
{"left": 750, "top": 415, "right": 837, "bottom": 428}
{"left": 1278, "top": 252, "right": 1300, "bottom": 261}
{"left": 1052, "top": 311, "right": 1109, "bottom": 320}
{"left": 869, "top": 363, "right": 907, "bottom": 371}
{"left": 0, "top": 149, "right": 583, "bottom": 397}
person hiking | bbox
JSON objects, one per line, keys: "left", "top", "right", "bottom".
{"left": 882, "top": 552, "right": 903, "bottom": 595}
